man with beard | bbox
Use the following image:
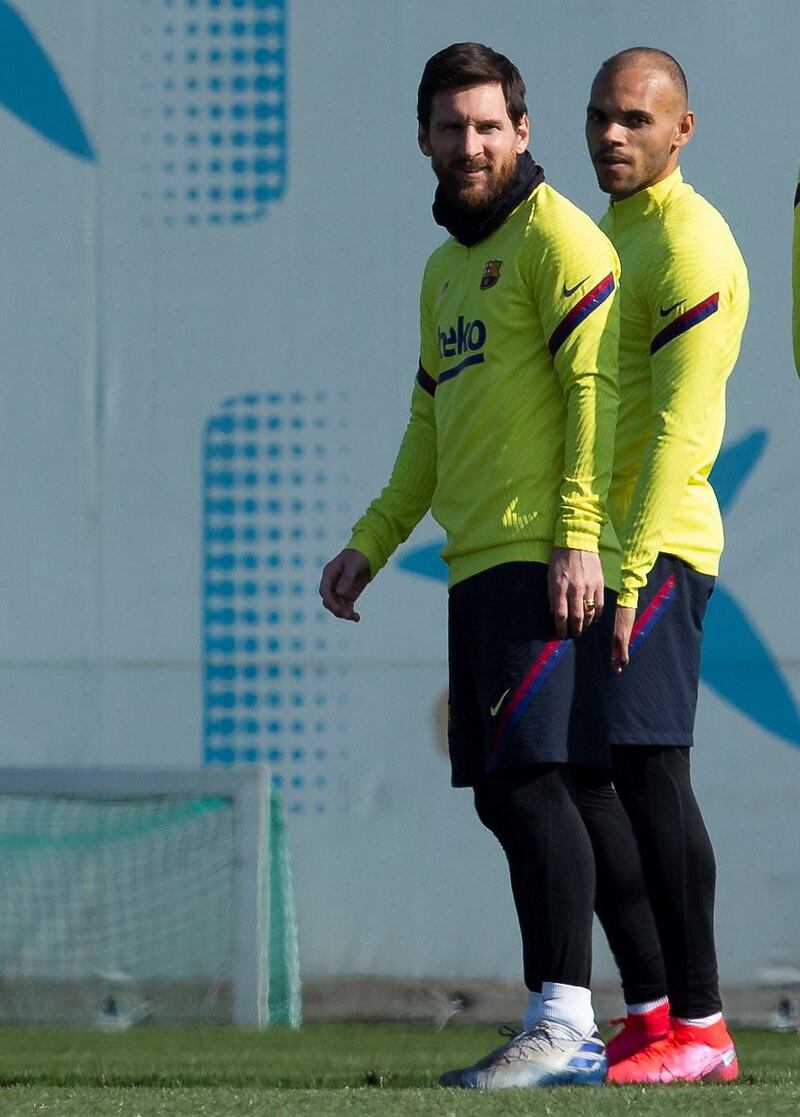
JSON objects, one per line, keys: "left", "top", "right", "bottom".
{"left": 320, "top": 42, "right": 622, "bottom": 1088}
{"left": 581, "top": 47, "right": 748, "bottom": 1084}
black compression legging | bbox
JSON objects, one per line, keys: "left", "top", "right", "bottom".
{"left": 474, "top": 764, "right": 596, "bottom": 992}
{"left": 573, "top": 765, "right": 667, "bottom": 1006}
{"left": 577, "top": 748, "right": 721, "bottom": 1019}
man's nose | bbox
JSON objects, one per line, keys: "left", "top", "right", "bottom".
{"left": 598, "top": 120, "right": 626, "bottom": 145}
{"left": 459, "top": 126, "right": 483, "bottom": 158}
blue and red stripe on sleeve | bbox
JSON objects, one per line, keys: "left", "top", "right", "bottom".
{"left": 548, "top": 273, "right": 616, "bottom": 357}
{"left": 650, "top": 293, "right": 719, "bottom": 355}
{"left": 416, "top": 362, "right": 437, "bottom": 396}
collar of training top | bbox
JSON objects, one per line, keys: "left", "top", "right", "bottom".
{"left": 432, "top": 150, "right": 545, "bottom": 247}
{"left": 608, "top": 166, "right": 684, "bottom": 225}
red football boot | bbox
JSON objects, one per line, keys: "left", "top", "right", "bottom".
{"left": 606, "top": 1001, "right": 671, "bottom": 1065}
{"left": 608, "top": 1017, "right": 739, "bottom": 1084}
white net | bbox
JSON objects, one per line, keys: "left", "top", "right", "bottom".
{"left": 0, "top": 787, "right": 300, "bottom": 1026}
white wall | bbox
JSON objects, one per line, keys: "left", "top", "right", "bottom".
{"left": 1, "top": 0, "right": 798, "bottom": 986}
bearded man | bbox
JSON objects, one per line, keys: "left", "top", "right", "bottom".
{"left": 320, "top": 42, "right": 623, "bottom": 1088}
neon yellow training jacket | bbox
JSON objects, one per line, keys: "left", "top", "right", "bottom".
{"left": 600, "top": 168, "right": 749, "bottom": 607}
{"left": 348, "top": 181, "right": 622, "bottom": 589}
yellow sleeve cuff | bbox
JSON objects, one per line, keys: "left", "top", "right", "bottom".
{"left": 554, "top": 528, "right": 601, "bottom": 553}
{"left": 344, "top": 533, "right": 384, "bottom": 581}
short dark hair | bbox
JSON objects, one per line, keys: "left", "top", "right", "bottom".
{"left": 417, "top": 42, "right": 527, "bottom": 132}
{"left": 600, "top": 47, "right": 688, "bottom": 103}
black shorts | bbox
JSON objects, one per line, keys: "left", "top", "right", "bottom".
{"left": 447, "top": 561, "right": 613, "bottom": 787}
{"left": 600, "top": 553, "right": 715, "bottom": 747}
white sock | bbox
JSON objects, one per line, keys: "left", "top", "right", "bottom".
{"left": 627, "top": 996, "right": 669, "bottom": 1015}
{"left": 523, "top": 990, "right": 543, "bottom": 1030}
{"left": 675, "top": 1012, "right": 722, "bottom": 1027}
{"left": 540, "top": 981, "right": 595, "bottom": 1035}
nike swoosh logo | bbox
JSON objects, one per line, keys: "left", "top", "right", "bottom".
{"left": 660, "top": 300, "right": 685, "bottom": 317}
{"left": 489, "top": 688, "right": 511, "bottom": 718}
{"left": 562, "top": 276, "right": 590, "bottom": 298}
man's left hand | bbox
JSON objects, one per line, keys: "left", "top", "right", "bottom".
{"left": 612, "top": 605, "right": 636, "bottom": 673}
{"left": 548, "top": 547, "right": 604, "bottom": 638}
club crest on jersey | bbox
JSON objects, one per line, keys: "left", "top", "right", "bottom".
{"left": 480, "top": 259, "right": 503, "bottom": 290}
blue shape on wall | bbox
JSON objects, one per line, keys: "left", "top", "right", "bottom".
{"left": 703, "top": 583, "right": 800, "bottom": 746}
{"left": 704, "top": 428, "right": 800, "bottom": 745}
{"left": 397, "top": 540, "right": 447, "bottom": 581}
{"left": 711, "top": 427, "right": 767, "bottom": 514}
{"left": 0, "top": 1, "right": 95, "bottom": 161}
{"left": 395, "top": 428, "right": 800, "bottom": 748}
{"left": 201, "top": 391, "right": 341, "bottom": 816}
{"left": 148, "top": 0, "right": 286, "bottom": 227}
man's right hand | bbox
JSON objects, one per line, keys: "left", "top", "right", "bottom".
{"left": 548, "top": 546, "right": 604, "bottom": 638}
{"left": 319, "top": 548, "right": 371, "bottom": 622}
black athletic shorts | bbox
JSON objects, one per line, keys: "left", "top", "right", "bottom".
{"left": 600, "top": 552, "right": 715, "bottom": 747}
{"left": 447, "top": 561, "right": 613, "bottom": 787}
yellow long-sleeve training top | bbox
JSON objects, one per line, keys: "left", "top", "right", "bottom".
{"left": 348, "top": 180, "right": 621, "bottom": 589}
{"left": 600, "top": 168, "right": 749, "bottom": 608}
{"left": 793, "top": 166, "right": 800, "bottom": 375}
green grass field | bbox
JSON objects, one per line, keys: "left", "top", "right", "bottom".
{"left": 0, "top": 1024, "right": 796, "bottom": 1115}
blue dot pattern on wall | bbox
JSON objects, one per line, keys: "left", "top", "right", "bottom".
{"left": 140, "top": 0, "right": 286, "bottom": 226}
{"left": 203, "top": 392, "right": 351, "bottom": 816}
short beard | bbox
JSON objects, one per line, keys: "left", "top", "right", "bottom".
{"left": 434, "top": 152, "right": 519, "bottom": 211}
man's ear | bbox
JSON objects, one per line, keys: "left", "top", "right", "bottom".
{"left": 418, "top": 124, "right": 432, "bottom": 157}
{"left": 674, "top": 109, "right": 695, "bottom": 151}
